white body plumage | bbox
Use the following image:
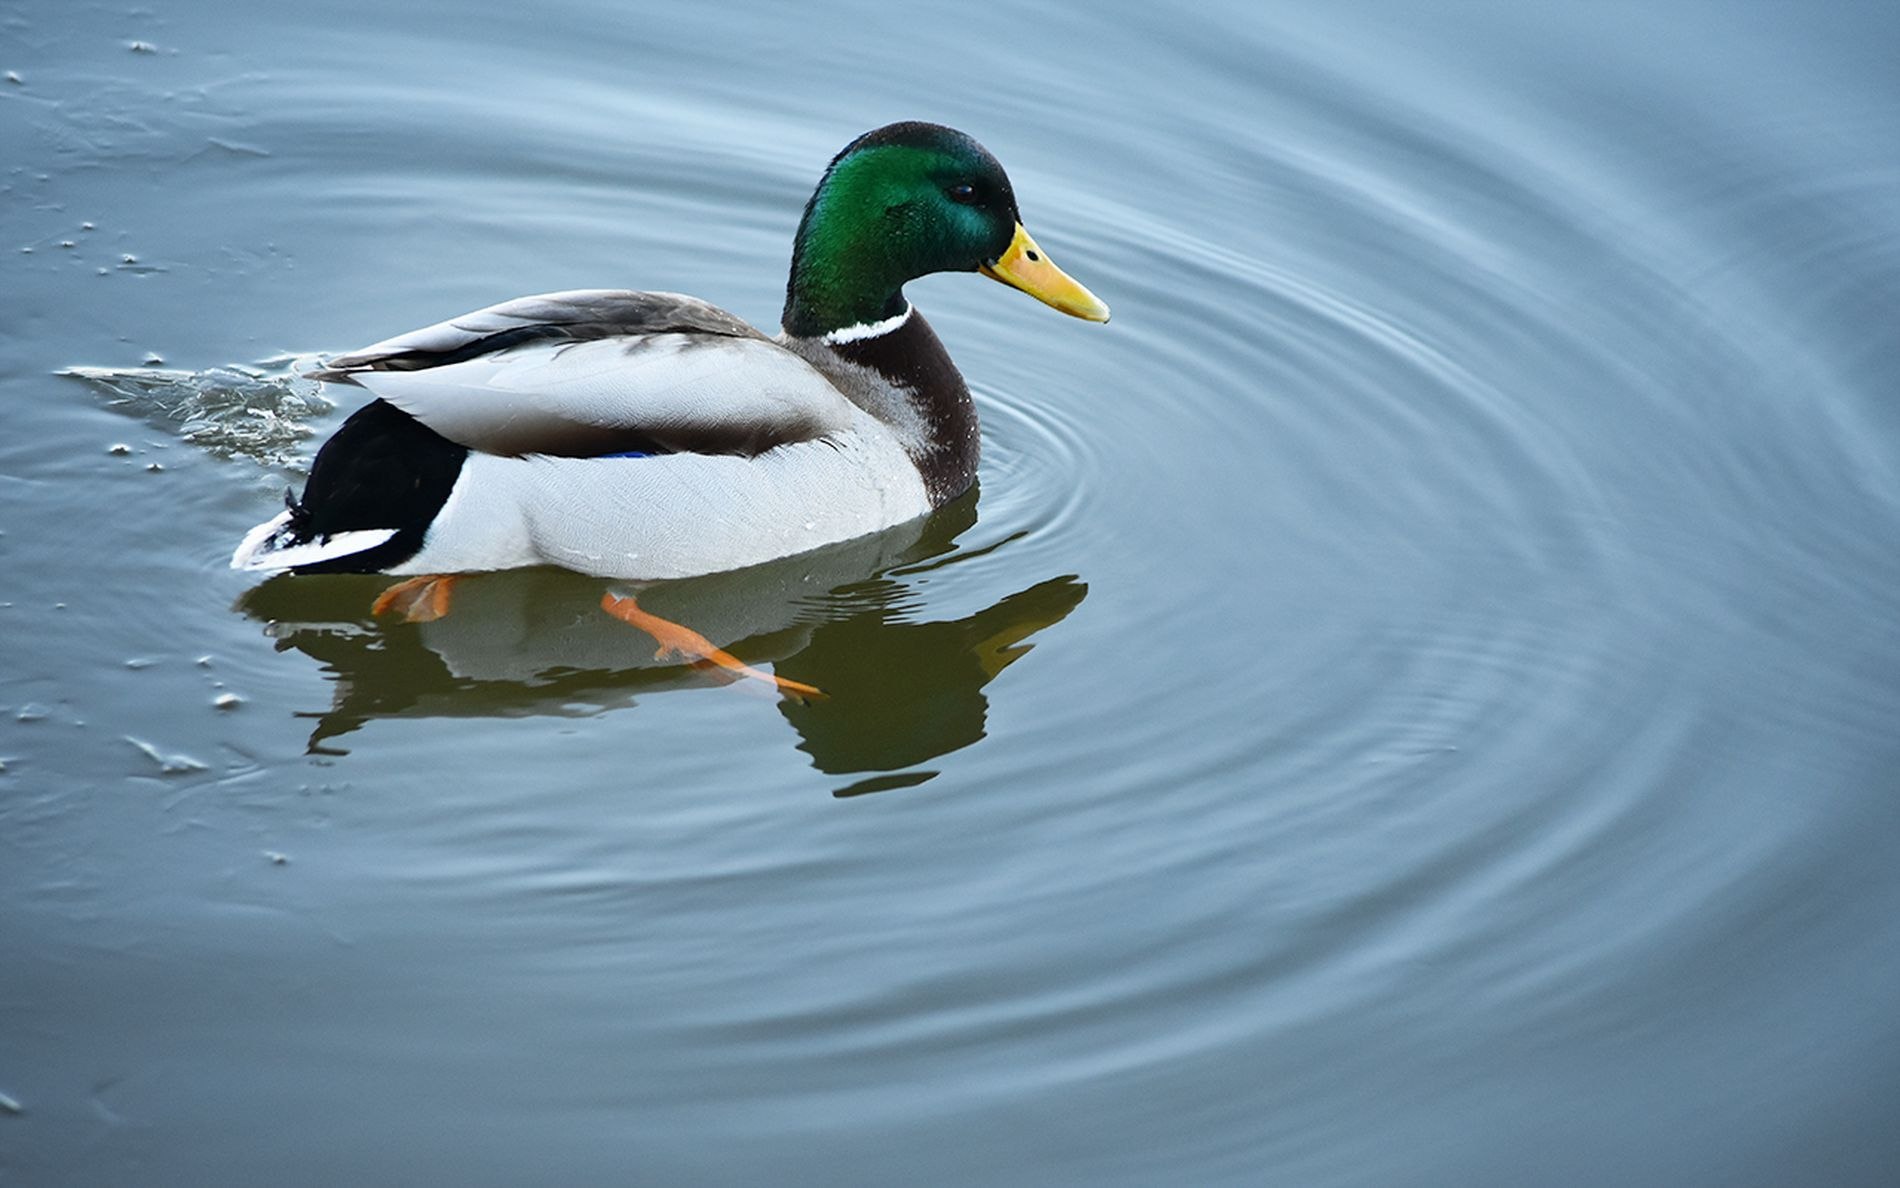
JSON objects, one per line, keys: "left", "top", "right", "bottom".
{"left": 394, "top": 408, "right": 929, "bottom": 579}
{"left": 231, "top": 290, "right": 938, "bottom": 581}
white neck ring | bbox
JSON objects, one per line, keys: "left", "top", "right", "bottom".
{"left": 820, "top": 303, "right": 913, "bottom": 346}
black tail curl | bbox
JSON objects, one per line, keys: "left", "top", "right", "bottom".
{"left": 286, "top": 399, "right": 469, "bottom": 574}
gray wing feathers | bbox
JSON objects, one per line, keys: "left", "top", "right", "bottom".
{"left": 309, "top": 290, "right": 768, "bottom": 379}
{"left": 310, "top": 291, "right": 857, "bottom": 459}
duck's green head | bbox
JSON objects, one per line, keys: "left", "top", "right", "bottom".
{"left": 782, "top": 121, "right": 1110, "bottom": 339}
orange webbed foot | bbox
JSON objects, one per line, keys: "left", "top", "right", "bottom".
{"left": 372, "top": 574, "right": 460, "bottom": 623}
{"left": 599, "top": 592, "right": 825, "bottom": 702}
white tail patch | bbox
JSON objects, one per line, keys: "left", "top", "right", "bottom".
{"left": 230, "top": 509, "right": 396, "bottom": 571}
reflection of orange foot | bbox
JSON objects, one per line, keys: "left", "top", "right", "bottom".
{"left": 600, "top": 592, "right": 825, "bottom": 702}
{"left": 372, "top": 574, "right": 460, "bottom": 622}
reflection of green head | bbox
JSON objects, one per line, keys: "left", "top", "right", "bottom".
{"left": 783, "top": 122, "right": 1022, "bottom": 337}
{"left": 778, "top": 572, "right": 1089, "bottom": 786}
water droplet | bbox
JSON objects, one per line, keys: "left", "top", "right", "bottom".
{"left": 264, "top": 851, "right": 288, "bottom": 865}
{"left": 124, "top": 736, "right": 208, "bottom": 775}
{"left": 213, "top": 692, "right": 242, "bottom": 710}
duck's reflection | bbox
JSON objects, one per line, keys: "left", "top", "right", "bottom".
{"left": 236, "top": 497, "right": 1086, "bottom": 795}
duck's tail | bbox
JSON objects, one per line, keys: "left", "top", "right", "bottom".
{"left": 230, "top": 399, "right": 468, "bottom": 575}
{"left": 229, "top": 492, "right": 400, "bottom": 572}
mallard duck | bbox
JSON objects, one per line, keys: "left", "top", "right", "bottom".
{"left": 231, "top": 121, "right": 1108, "bottom": 586}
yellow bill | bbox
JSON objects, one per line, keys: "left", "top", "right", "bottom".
{"left": 979, "top": 223, "right": 1111, "bottom": 323}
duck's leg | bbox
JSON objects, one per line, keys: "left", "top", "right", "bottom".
{"left": 372, "top": 574, "right": 461, "bottom": 622}
{"left": 599, "top": 592, "right": 824, "bottom": 701}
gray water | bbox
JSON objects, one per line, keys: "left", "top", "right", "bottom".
{"left": 5, "top": 1, "right": 1900, "bottom": 1184}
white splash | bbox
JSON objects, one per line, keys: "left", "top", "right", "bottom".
{"left": 62, "top": 354, "right": 334, "bottom": 470}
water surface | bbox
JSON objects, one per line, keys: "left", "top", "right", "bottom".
{"left": 4, "top": 1, "right": 1899, "bottom": 1184}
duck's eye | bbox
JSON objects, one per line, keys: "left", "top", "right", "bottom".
{"left": 946, "top": 183, "right": 979, "bottom": 205}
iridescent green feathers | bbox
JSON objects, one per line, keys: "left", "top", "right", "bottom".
{"left": 782, "top": 122, "right": 1022, "bottom": 337}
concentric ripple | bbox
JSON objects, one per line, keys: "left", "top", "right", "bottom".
{"left": 7, "top": 1, "right": 1900, "bottom": 1184}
